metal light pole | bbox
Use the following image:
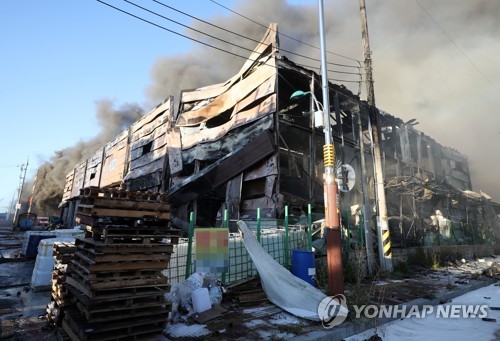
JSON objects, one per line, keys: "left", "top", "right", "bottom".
{"left": 318, "top": 0, "right": 344, "bottom": 295}
{"left": 289, "top": 1, "right": 345, "bottom": 296}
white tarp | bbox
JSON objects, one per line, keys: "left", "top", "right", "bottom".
{"left": 237, "top": 220, "right": 348, "bottom": 321}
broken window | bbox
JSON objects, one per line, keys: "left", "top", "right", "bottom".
{"left": 142, "top": 141, "right": 153, "bottom": 156}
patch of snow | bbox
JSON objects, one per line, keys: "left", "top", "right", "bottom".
{"left": 256, "top": 329, "right": 295, "bottom": 340}
{"left": 346, "top": 283, "right": 500, "bottom": 341}
{"left": 164, "top": 323, "right": 210, "bottom": 338}
{"left": 374, "top": 279, "right": 404, "bottom": 286}
{"left": 269, "top": 312, "right": 301, "bottom": 325}
{"left": 243, "top": 306, "right": 270, "bottom": 314}
{"left": 243, "top": 319, "right": 269, "bottom": 328}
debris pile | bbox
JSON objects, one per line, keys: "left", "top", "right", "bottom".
{"left": 482, "top": 262, "right": 500, "bottom": 279}
{"left": 59, "top": 187, "right": 179, "bottom": 340}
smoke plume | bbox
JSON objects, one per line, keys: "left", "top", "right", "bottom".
{"left": 31, "top": 100, "right": 143, "bottom": 215}
{"left": 147, "top": 0, "right": 500, "bottom": 201}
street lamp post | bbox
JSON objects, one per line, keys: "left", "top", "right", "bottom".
{"left": 289, "top": 0, "right": 345, "bottom": 295}
{"left": 318, "top": 0, "right": 344, "bottom": 296}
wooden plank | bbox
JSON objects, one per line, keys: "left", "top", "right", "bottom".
{"left": 128, "top": 155, "right": 166, "bottom": 176}
{"left": 129, "top": 131, "right": 167, "bottom": 155}
{"left": 68, "top": 261, "right": 163, "bottom": 282}
{"left": 180, "top": 23, "right": 277, "bottom": 103}
{"left": 243, "top": 155, "right": 278, "bottom": 181}
{"left": 66, "top": 276, "right": 169, "bottom": 298}
{"left": 77, "top": 207, "right": 170, "bottom": 220}
{"left": 78, "top": 251, "right": 170, "bottom": 263}
{"left": 75, "top": 238, "right": 173, "bottom": 253}
{"left": 193, "top": 305, "right": 227, "bottom": 324}
{"left": 79, "top": 197, "right": 170, "bottom": 211}
{"left": 176, "top": 62, "right": 276, "bottom": 126}
{"left": 73, "top": 252, "right": 170, "bottom": 272}
{"left": 76, "top": 302, "right": 168, "bottom": 323}
{"left": 130, "top": 100, "right": 171, "bottom": 135}
{"left": 180, "top": 94, "right": 276, "bottom": 150}
{"left": 166, "top": 128, "right": 182, "bottom": 174}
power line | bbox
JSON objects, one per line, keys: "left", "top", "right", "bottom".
{"left": 126, "top": 0, "right": 361, "bottom": 76}
{"left": 151, "top": 0, "right": 361, "bottom": 72}
{"left": 99, "top": 0, "right": 362, "bottom": 83}
{"left": 123, "top": 0, "right": 256, "bottom": 55}
{"left": 97, "top": 1, "right": 253, "bottom": 61}
{"left": 209, "top": 0, "right": 363, "bottom": 66}
{"left": 414, "top": 0, "right": 500, "bottom": 93}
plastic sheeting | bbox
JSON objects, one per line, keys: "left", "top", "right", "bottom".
{"left": 237, "top": 220, "right": 348, "bottom": 321}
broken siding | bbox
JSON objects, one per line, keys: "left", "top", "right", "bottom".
{"left": 70, "top": 161, "right": 87, "bottom": 198}
{"left": 179, "top": 23, "right": 279, "bottom": 105}
{"left": 100, "top": 129, "right": 129, "bottom": 188}
{"left": 168, "top": 25, "right": 279, "bottom": 223}
{"left": 124, "top": 97, "right": 173, "bottom": 191}
{"left": 83, "top": 147, "right": 104, "bottom": 188}
{"left": 61, "top": 169, "right": 75, "bottom": 204}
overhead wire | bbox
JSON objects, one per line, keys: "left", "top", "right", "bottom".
{"left": 102, "top": 0, "right": 362, "bottom": 84}
{"left": 209, "top": 0, "right": 363, "bottom": 65}
{"left": 152, "top": 0, "right": 362, "bottom": 72}
{"left": 122, "top": 0, "right": 256, "bottom": 55}
{"left": 97, "top": 0, "right": 255, "bottom": 61}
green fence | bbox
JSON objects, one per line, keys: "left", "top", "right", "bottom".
{"left": 163, "top": 206, "right": 312, "bottom": 285}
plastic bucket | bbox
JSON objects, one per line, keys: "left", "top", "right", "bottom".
{"left": 191, "top": 287, "right": 211, "bottom": 313}
{"left": 291, "top": 250, "right": 316, "bottom": 286}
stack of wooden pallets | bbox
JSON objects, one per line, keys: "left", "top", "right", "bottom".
{"left": 60, "top": 187, "right": 180, "bottom": 341}
{"left": 47, "top": 241, "right": 77, "bottom": 327}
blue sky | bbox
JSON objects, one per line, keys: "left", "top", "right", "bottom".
{"left": 0, "top": 0, "right": 249, "bottom": 212}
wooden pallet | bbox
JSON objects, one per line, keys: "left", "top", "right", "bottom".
{"left": 68, "top": 262, "right": 164, "bottom": 281}
{"left": 88, "top": 225, "right": 179, "bottom": 238}
{"left": 75, "top": 237, "right": 173, "bottom": 253}
{"left": 75, "top": 302, "right": 168, "bottom": 323}
{"left": 62, "top": 188, "right": 172, "bottom": 340}
{"left": 67, "top": 284, "right": 166, "bottom": 308}
{"left": 71, "top": 251, "right": 170, "bottom": 273}
{"left": 76, "top": 206, "right": 170, "bottom": 220}
{"left": 66, "top": 272, "right": 169, "bottom": 298}
{"left": 75, "top": 214, "right": 171, "bottom": 229}
{"left": 79, "top": 196, "right": 170, "bottom": 212}
{"left": 62, "top": 308, "right": 166, "bottom": 341}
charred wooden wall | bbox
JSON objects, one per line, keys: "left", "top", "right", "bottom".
{"left": 58, "top": 23, "right": 497, "bottom": 246}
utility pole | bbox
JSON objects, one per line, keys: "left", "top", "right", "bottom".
{"left": 357, "top": 111, "right": 376, "bottom": 275}
{"left": 318, "top": 0, "right": 344, "bottom": 295}
{"left": 12, "top": 157, "right": 29, "bottom": 228}
{"left": 359, "top": 0, "right": 393, "bottom": 271}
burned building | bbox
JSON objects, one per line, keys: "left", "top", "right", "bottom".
{"left": 59, "top": 24, "right": 498, "bottom": 249}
